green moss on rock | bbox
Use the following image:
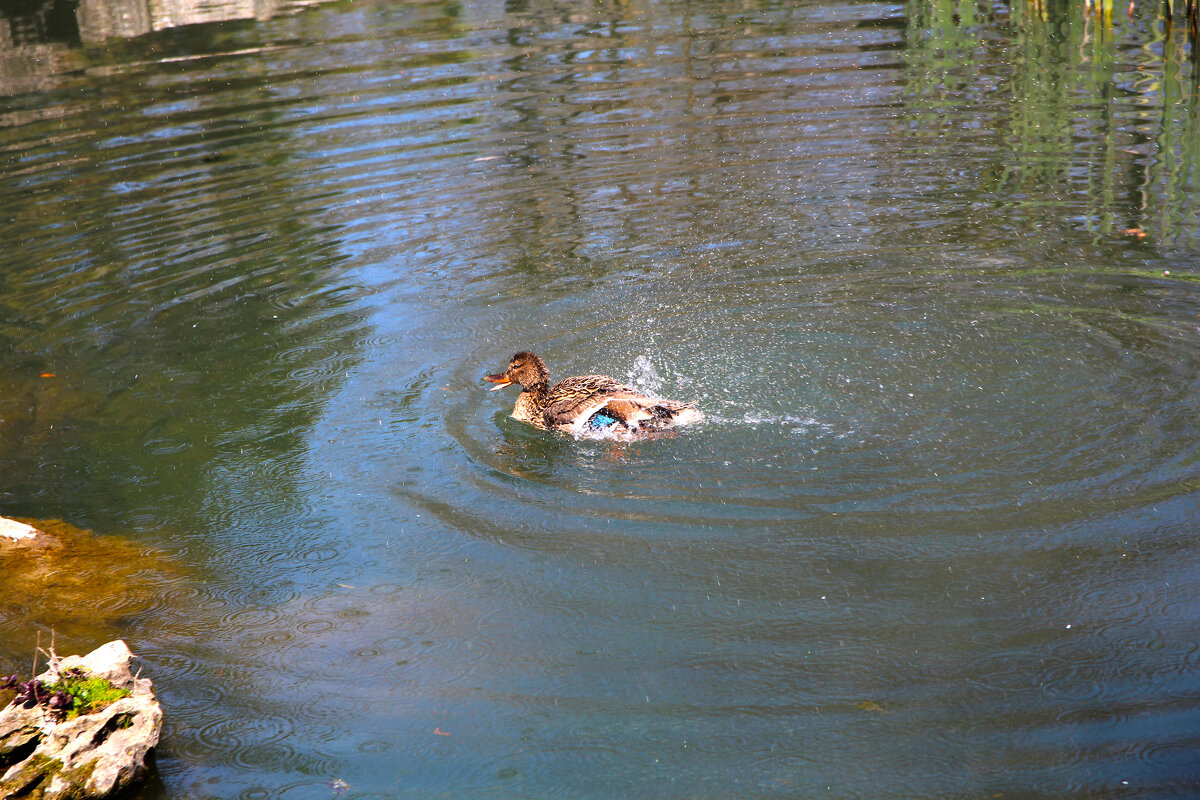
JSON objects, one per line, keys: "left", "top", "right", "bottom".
{"left": 47, "top": 674, "right": 131, "bottom": 721}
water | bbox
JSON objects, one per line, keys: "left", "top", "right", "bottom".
{"left": 2, "top": 0, "right": 1200, "bottom": 796}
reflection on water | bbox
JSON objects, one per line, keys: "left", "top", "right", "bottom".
{"left": 0, "top": 0, "right": 334, "bottom": 95}
{"left": 2, "top": 0, "right": 329, "bottom": 43}
{"left": 902, "top": 0, "right": 1200, "bottom": 248}
{"left": 1, "top": 0, "right": 1200, "bottom": 797}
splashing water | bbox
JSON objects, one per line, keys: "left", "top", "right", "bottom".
{"left": 626, "top": 354, "right": 665, "bottom": 396}
{"left": 623, "top": 353, "right": 830, "bottom": 436}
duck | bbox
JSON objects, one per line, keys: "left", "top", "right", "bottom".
{"left": 484, "top": 351, "right": 702, "bottom": 435}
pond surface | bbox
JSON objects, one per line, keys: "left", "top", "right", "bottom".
{"left": 2, "top": 0, "right": 1200, "bottom": 796}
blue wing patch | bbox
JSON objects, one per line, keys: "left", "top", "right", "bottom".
{"left": 587, "top": 411, "right": 619, "bottom": 429}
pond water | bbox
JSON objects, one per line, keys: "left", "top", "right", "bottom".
{"left": 2, "top": 0, "right": 1200, "bottom": 796}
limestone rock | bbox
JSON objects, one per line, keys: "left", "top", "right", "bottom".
{"left": 52, "top": 641, "right": 154, "bottom": 696}
{"left": 0, "top": 705, "right": 42, "bottom": 763}
{"left": 0, "top": 516, "right": 50, "bottom": 547}
{"left": 0, "top": 640, "right": 161, "bottom": 799}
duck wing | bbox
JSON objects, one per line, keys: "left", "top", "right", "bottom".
{"left": 541, "top": 375, "right": 640, "bottom": 429}
{"left": 542, "top": 375, "right": 702, "bottom": 432}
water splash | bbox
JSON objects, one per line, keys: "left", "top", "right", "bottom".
{"left": 623, "top": 353, "right": 834, "bottom": 436}
{"left": 706, "top": 411, "right": 834, "bottom": 434}
{"left": 625, "top": 354, "right": 664, "bottom": 396}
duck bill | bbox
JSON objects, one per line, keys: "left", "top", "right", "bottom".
{"left": 484, "top": 373, "right": 514, "bottom": 391}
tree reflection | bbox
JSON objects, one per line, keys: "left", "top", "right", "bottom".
{"left": 901, "top": 0, "right": 1200, "bottom": 247}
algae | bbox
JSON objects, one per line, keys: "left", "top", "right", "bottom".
{"left": 0, "top": 752, "right": 101, "bottom": 800}
{"left": 0, "top": 752, "right": 66, "bottom": 799}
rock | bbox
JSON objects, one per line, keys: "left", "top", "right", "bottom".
{"left": 0, "top": 516, "right": 48, "bottom": 546}
{"left": 0, "top": 640, "right": 161, "bottom": 799}
{"left": 0, "top": 705, "right": 42, "bottom": 763}
{"left": 52, "top": 641, "right": 154, "bottom": 696}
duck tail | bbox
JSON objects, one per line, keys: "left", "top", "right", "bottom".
{"left": 643, "top": 400, "right": 703, "bottom": 429}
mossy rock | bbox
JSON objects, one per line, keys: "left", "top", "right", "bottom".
{"left": 45, "top": 673, "right": 132, "bottom": 721}
{"left": 0, "top": 642, "right": 160, "bottom": 800}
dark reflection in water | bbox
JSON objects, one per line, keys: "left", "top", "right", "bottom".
{"left": 1, "top": 0, "right": 1200, "bottom": 798}
{"left": 0, "top": 0, "right": 341, "bottom": 96}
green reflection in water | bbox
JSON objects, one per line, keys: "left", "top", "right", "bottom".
{"left": 904, "top": 0, "right": 1200, "bottom": 247}
{"left": 0, "top": 57, "right": 367, "bottom": 533}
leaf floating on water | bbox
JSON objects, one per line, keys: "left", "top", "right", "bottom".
{"left": 856, "top": 700, "right": 886, "bottom": 712}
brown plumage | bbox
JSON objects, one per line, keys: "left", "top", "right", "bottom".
{"left": 484, "top": 351, "right": 702, "bottom": 435}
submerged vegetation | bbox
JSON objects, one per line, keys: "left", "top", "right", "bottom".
{"left": 0, "top": 519, "right": 186, "bottom": 673}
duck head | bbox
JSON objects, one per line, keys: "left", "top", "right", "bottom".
{"left": 485, "top": 351, "right": 550, "bottom": 391}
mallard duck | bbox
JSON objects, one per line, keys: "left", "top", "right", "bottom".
{"left": 484, "top": 351, "right": 702, "bottom": 435}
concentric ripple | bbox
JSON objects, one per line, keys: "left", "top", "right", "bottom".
{"left": 426, "top": 263, "right": 1200, "bottom": 543}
